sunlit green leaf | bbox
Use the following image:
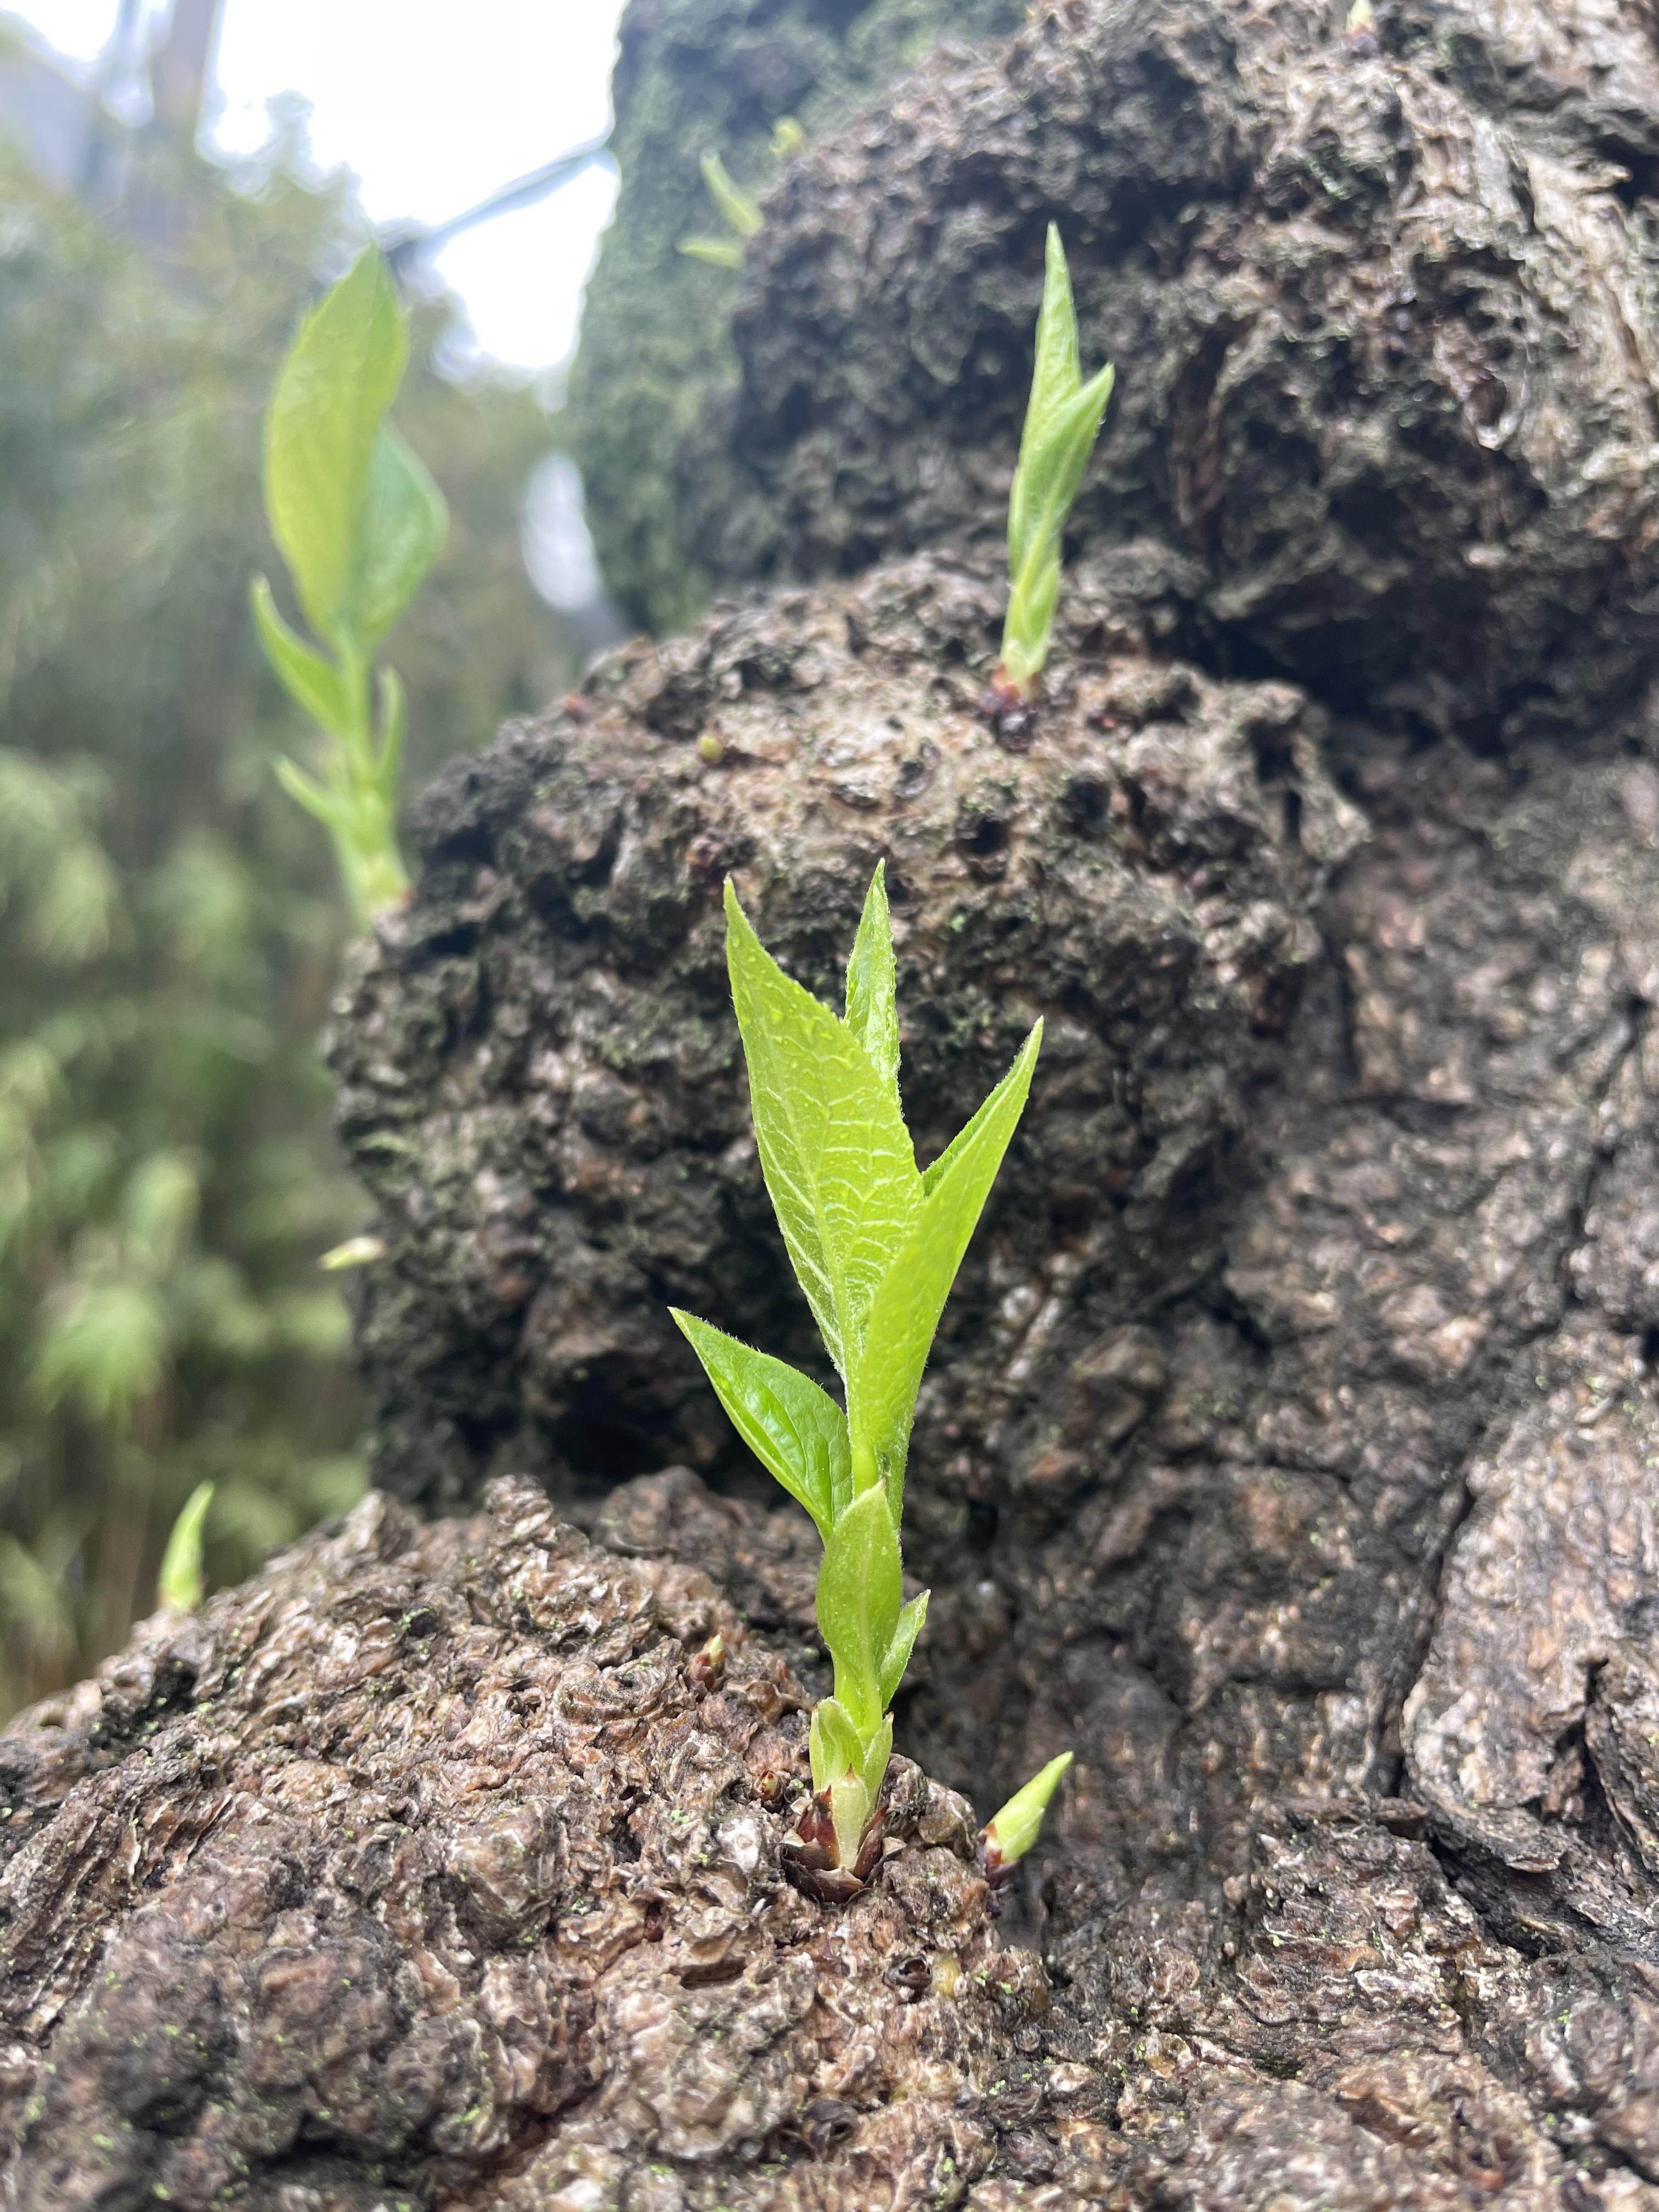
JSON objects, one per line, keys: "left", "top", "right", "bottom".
{"left": 850, "top": 1022, "right": 1041, "bottom": 1513}
{"left": 809, "top": 1693, "right": 863, "bottom": 1793}
{"left": 671, "top": 1310, "right": 849, "bottom": 1534}
{"left": 878, "top": 1589, "right": 928, "bottom": 1710}
{"left": 1000, "top": 225, "right": 1115, "bottom": 697}
{"left": 724, "top": 880, "right": 919, "bottom": 1377}
{"left": 679, "top": 236, "right": 746, "bottom": 270}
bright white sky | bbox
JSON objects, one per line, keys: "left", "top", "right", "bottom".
{"left": 14, "top": 0, "right": 625, "bottom": 371}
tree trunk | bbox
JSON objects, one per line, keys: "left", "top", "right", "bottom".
{"left": 12, "top": 0, "right": 1659, "bottom": 2203}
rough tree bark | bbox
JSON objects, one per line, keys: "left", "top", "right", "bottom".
{"left": 10, "top": 0, "right": 1659, "bottom": 2204}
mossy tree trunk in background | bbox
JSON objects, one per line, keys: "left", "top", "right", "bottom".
{"left": 565, "top": 0, "right": 1025, "bottom": 636}
{"left": 16, "top": 2, "right": 1659, "bottom": 2204}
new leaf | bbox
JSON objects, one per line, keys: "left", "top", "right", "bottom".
{"left": 843, "top": 862, "right": 900, "bottom": 1107}
{"left": 1000, "top": 225, "right": 1115, "bottom": 698}
{"left": 724, "top": 881, "right": 919, "bottom": 1379}
{"left": 816, "top": 1483, "right": 903, "bottom": 1737}
{"left": 849, "top": 1022, "right": 1041, "bottom": 1515}
{"left": 670, "top": 1311, "right": 850, "bottom": 1535}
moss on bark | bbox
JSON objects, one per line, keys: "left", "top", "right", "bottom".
{"left": 565, "top": 0, "right": 1024, "bottom": 635}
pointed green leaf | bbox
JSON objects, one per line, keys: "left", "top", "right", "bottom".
{"left": 879, "top": 1588, "right": 929, "bottom": 1709}
{"left": 701, "top": 150, "right": 763, "bottom": 239}
{"left": 858, "top": 1710, "right": 894, "bottom": 1805}
{"left": 844, "top": 863, "right": 900, "bottom": 1105}
{"left": 828, "top": 1768, "right": 870, "bottom": 1870}
{"left": 251, "top": 577, "right": 351, "bottom": 736}
{"left": 263, "top": 249, "right": 408, "bottom": 653}
{"left": 851, "top": 1023, "right": 1041, "bottom": 1513}
{"left": 809, "top": 1694, "right": 864, "bottom": 1793}
{"left": 1009, "top": 224, "right": 1082, "bottom": 575}
{"left": 157, "top": 1481, "right": 214, "bottom": 1613}
{"left": 986, "top": 1752, "right": 1073, "bottom": 1866}
{"left": 1001, "top": 226, "right": 1115, "bottom": 696}
{"left": 670, "top": 1310, "right": 849, "bottom": 1534}
{"left": 273, "top": 756, "right": 348, "bottom": 831}
{"left": 816, "top": 1484, "right": 902, "bottom": 1736}
{"left": 724, "top": 881, "right": 919, "bottom": 1378}
{"left": 354, "top": 425, "right": 448, "bottom": 648}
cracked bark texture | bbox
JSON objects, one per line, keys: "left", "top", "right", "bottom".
{"left": 15, "top": 0, "right": 1659, "bottom": 2204}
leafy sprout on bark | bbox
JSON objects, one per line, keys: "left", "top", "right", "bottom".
{"left": 252, "top": 249, "right": 448, "bottom": 926}
{"left": 994, "top": 225, "right": 1115, "bottom": 706}
{"left": 673, "top": 867, "right": 1068, "bottom": 1888}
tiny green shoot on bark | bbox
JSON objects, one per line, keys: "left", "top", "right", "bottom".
{"left": 157, "top": 1480, "right": 213, "bottom": 1612}
{"left": 674, "top": 868, "right": 1069, "bottom": 1889}
{"left": 252, "top": 249, "right": 448, "bottom": 926}
{"left": 994, "top": 225, "right": 1115, "bottom": 706}
{"left": 679, "top": 124, "right": 805, "bottom": 270}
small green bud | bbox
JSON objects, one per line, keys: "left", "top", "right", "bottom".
{"left": 983, "top": 1752, "right": 1073, "bottom": 1877}
{"left": 696, "top": 731, "right": 725, "bottom": 764}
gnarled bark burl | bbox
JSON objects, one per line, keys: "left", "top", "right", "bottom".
{"left": 11, "top": 0, "right": 1659, "bottom": 2204}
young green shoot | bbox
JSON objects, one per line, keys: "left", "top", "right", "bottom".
{"left": 679, "top": 152, "right": 763, "bottom": 269}
{"left": 679, "top": 125, "right": 804, "bottom": 270}
{"left": 673, "top": 866, "right": 1058, "bottom": 1892}
{"left": 157, "top": 1481, "right": 213, "bottom": 1613}
{"left": 981, "top": 1752, "right": 1073, "bottom": 1890}
{"left": 253, "top": 249, "right": 448, "bottom": 926}
{"left": 994, "top": 225, "right": 1116, "bottom": 708}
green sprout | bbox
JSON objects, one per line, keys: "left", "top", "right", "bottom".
{"left": 156, "top": 1481, "right": 213, "bottom": 1612}
{"left": 680, "top": 153, "right": 762, "bottom": 270}
{"left": 981, "top": 1752, "right": 1073, "bottom": 1886}
{"left": 252, "top": 249, "right": 448, "bottom": 926}
{"left": 679, "top": 124, "right": 804, "bottom": 270}
{"left": 673, "top": 867, "right": 1066, "bottom": 1889}
{"left": 994, "top": 225, "right": 1116, "bottom": 706}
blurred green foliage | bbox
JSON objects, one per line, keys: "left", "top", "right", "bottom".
{"left": 0, "top": 128, "right": 571, "bottom": 1713}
